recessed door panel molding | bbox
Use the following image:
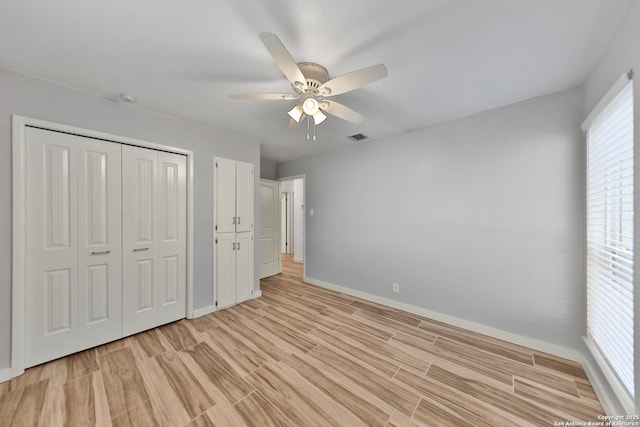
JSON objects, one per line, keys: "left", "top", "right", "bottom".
{"left": 85, "top": 264, "right": 109, "bottom": 323}
{"left": 136, "top": 159, "right": 154, "bottom": 243}
{"left": 85, "top": 151, "right": 108, "bottom": 245}
{"left": 162, "top": 256, "right": 179, "bottom": 304}
{"left": 136, "top": 259, "right": 155, "bottom": 311}
{"left": 45, "top": 269, "right": 72, "bottom": 334}
{"left": 45, "top": 145, "right": 71, "bottom": 249}
{"left": 161, "top": 162, "right": 179, "bottom": 241}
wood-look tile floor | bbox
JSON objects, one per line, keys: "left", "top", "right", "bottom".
{"left": 1, "top": 254, "right": 604, "bottom": 426}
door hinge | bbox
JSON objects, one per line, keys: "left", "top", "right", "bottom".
{"left": 215, "top": 162, "right": 218, "bottom": 167}
{"left": 215, "top": 301, "right": 218, "bottom": 307}
{"left": 215, "top": 225, "right": 217, "bottom": 231}
{"left": 215, "top": 238, "right": 218, "bottom": 244}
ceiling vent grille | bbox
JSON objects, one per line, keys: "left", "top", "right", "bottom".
{"left": 348, "top": 133, "right": 368, "bottom": 142}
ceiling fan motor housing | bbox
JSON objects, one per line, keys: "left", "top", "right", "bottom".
{"left": 293, "top": 62, "right": 329, "bottom": 95}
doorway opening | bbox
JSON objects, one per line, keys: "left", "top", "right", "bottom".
{"left": 279, "top": 175, "right": 305, "bottom": 280}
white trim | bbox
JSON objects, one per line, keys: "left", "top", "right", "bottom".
{"left": 186, "top": 151, "right": 195, "bottom": 319}
{"left": 11, "top": 116, "right": 27, "bottom": 380}
{"left": 0, "top": 368, "right": 12, "bottom": 384}
{"left": 192, "top": 290, "right": 262, "bottom": 318}
{"left": 582, "top": 70, "right": 632, "bottom": 130}
{"left": 304, "top": 275, "right": 584, "bottom": 362}
{"left": 293, "top": 257, "right": 303, "bottom": 264}
{"left": 10, "top": 115, "right": 195, "bottom": 378}
{"left": 193, "top": 305, "right": 217, "bottom": 318}
{"left": 583, "top": 336, "right": 635, "bottom": 414}
{"left": 581, "top": 359, "right": 615, "bottom": 415}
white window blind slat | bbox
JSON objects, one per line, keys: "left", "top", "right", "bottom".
{"left": 586, "top": 78, "right": 634, "bottom": 400}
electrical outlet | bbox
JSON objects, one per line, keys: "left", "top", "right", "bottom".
{"left": 392, "top": 283, "right": 399, "bottom": 293}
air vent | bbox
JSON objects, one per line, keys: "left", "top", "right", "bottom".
{"left": 348, "top": 133, "right": 368, "bottom": 142}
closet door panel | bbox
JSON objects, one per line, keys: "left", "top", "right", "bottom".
{"left": 216, "top": 233, "right": 236, "bottom": 309}
{"left": 157, "top": 152, "right": 187, "bottom": 324}
{"left": 215, "top": 158, "right": 237, "bottom": 233}
{"left": 235, "top": 162, "right": 254, "bottom": 233}
{"left": 235, "top": 232, "right": 253, "bottom": 303}
{"left": 122, "top": 145, "right": 159, "bottom": 336}
{"left": 25, "top": 128, "right": 79, "bottom": 367}
{"left": 78, "top": 140, "right": 122, "bottom": 349}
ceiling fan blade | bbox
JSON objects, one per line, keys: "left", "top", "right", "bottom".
{"left": 259, "top": 33, "right": 308, "bottom": 92}
{"left": 320, "top": 100, "right": 365, "bottom": 124}
{"left": 228, "top": 93, "right": 298, "bottom": 100}
{"left": 318, "top": 64, "right": 387, "bottom": 97}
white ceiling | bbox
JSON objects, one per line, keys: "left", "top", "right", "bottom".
{"left": 0, "top": 0, "right": 629, "bottom": 162}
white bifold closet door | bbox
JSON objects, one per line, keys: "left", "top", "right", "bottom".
{"left": 122, "top": 145, "right": 187, "bottom": 336}
{"left": 24, "top": 128, "right": 187, "bottom": 368}
{"left": 25, "top": 128, "right": 122, "bottom": 367}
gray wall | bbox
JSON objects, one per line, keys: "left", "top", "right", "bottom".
{"left": 0, "top": 68, "right": 261, "bottom": 369}
{"left": 260, "top": 157, "right": 277, "bottom": 180}
{"left": 278, "top": 86, "right": 586, "bottom": 350}
{"left": 581, "top": 0, "right": 639, "bottom": 413}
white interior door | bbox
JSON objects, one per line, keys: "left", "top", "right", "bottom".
{"left": 216, "top": 233, "right": 236, "bottom": 309}
{"left": 260, "top": 179, "right": 280, "bottom": 278}
{"left": 77, "top": 139, "right": 122, "bottom": 349}
{"left": 157, "top": 152, "right": 187, "bottom": 324}
{"left": 25, "top": 127, "right": 80, "bottom": 367}
{"left": 235, "top": 161, "right": 254, "bottom": 233}
{"left": 215, "top": 158, "right": 236, "bottom": 234}
{"left": 122, "top": 145, "right": 159, "bottom": 336}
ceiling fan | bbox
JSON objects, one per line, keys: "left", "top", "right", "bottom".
{"left": 229, "top": 33, "right": 388, "bottom": 131}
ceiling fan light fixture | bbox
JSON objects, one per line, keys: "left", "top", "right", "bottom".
{"left": 287, "top": 104, "right": 304, "bottom": 123}
{"left": 302, "top": 97, "right": 320, "bottom": 116}
{"left": 313, "top": 110, "right": 327, "bottom": 125}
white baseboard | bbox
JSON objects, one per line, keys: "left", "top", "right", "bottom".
{"left": 304, "top": 275, "right": 583, "bottom": 362}
{"left": 580, "top": 345, "right": 625, "bottom": 416}
{"left": 192, "top": 290, "right": 262, "bottom": 318}
{"left": 293, "top": 257, "right": 303, "bottom": 264}
{"left": 193, "top": 305, "right": 216, "bottom": 318}
{"left": 0, "top": 367, "right": 11, "bottom": 383}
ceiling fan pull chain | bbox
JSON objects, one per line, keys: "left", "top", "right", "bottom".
{"left": 313, "top": 122, "right": 317, "bottom": 141}
{"left": 307, "top": 116, "right": 310, "bottom": 140}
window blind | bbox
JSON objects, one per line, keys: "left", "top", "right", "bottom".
{"left": 586, "top": 78, "right": 634, "bottom": 399}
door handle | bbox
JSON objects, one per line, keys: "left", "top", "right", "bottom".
{"left": 90, "top": 250, "right": 111, "bottom": 256}
{"left": 232, "top": 242, "right": 236, "bottom": 250}
{"left": 237, "top": 216, "right": 240, "bottom": 224}
{"left": 133, "top": 247, "right": 149, "bottom": 252}
{"left": 232, "top": 217, "right": 236, "bottom": 224}
{"left": 237, "top": 242, "right": 240, "bottom": 250}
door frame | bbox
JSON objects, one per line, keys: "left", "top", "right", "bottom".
{"left": 280, "top": 190, "right": 292, "bottom": 254}
{"left": 11, "top": 115, "right": 195, "bottom": 379}
{"left": 278, "top": 174, "right": 306, "bottom": 279}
